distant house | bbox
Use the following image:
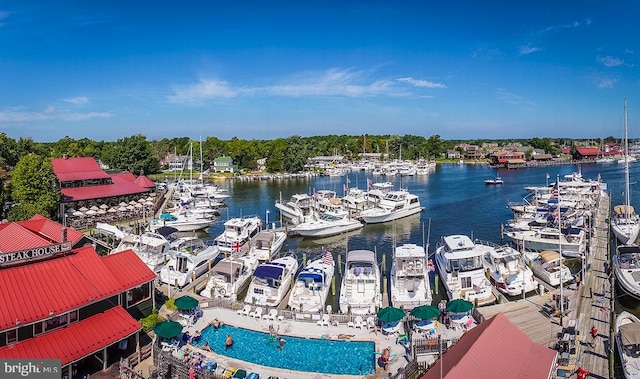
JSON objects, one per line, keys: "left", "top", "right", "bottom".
{"left": 489, "top": 151, "right": 526, "bottom": 168}
{"left": 446, "top": 150, "right": 460, "bottom": 159}
{"left": 167, "top": 154, "right": 191, "bottom": 171}
{"left": 573, "top": 147, "right": 601, "bottom": 161}
{"left": 213, "top": 156, "right": 237, "bottom": 173}
{"left": 256, "top": 158, "right": 267, "bottom": 172}
{"left": 456, "top": 144, "right": 484, "bottom": 160}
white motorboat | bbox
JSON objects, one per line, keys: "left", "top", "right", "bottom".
{"left": 389, "top": 243, "right": 432, "bottom": 310}
{"left": 522, "top": 250, "right": 572, "bottom": 287}
{"left": 200, "top": 255, "right": 260, "bottom": 300}
{"left": 245, "top": 256, "right": 299, "bottom": 307}
{"left": 505, "top": 227, "right": 586, "bottom": 258}
{"left": 159, "top": 237, "right": 220, "bottom": 287}
{"left": 482, "top": 244, "right": 538, "bottom": 296}
{"left": 110, "top": 227, "right": 174, "bottom": 273}
{"left": 150, "top": 212, "right": 214, "bottom": 232}
{"left": 213, "top": 216, "right": 262, "bottom": 253}
{"left": 484, "top": 176, "right": 504, "bottom": 185}
{"left": 290, "top": 209, "right": 363, "bottom": 238}
{"left": 614, "top": 245, "right": 640, "bottom": 300}
{"left": 288, "top": 250, "right": 335, "bottom": 312}
{"left": 246, "top": 230, "right": 287, "bottom": 261}
{"left": 339, "top": 249, "right": 382, "bottom": 315}
{"left": 359, "top": 190, "right": 424, "bottom": 224}
{"left": 616, "top": 311, "right": 640, "bottom": 379}
{"left": 275, "top": 193, "right": 316, "bottom": 223}
{"left": 433, "top": 235, "right": 495, "bottom": 306}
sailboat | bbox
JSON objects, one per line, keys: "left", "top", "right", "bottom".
{"left": 612, "top": 99, "right": 640, "bottom": 245}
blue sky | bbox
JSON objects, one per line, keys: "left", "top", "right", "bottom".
{"left": 0, "top": 1, "right": 638, "bottom": 142}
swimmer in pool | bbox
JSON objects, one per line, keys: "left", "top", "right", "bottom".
{"left": 225, "top": 334, "right": 234, "bottom": 348}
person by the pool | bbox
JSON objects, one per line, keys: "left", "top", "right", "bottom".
{"left": 277, "top": 337, "right": 286, "bottom": 350}
{"left": 211, "top": 318, "right": 223, "bottom": 330}
{"left": 225, "top": 333, "right": 234, "bottom": 348}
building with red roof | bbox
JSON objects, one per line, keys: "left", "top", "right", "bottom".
{"left": 489, "top": 150, "right": 527, "bottom": 168}
{"left": 420, "top": 313, "right": 557, "bottom": 379}
{"left": 0, "top": 216, "right": 156, "bottom": 378}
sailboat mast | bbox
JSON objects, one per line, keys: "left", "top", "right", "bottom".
{"left": 557, "top": 174, "right": 564, "bottom": 324}
{"left": 625, "top": 98, "right": 631, "bottom": 223}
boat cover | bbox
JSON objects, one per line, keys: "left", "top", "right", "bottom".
{"left": 614, "top": 204, "right": 636, "bottom": 215}
{"left": 254, "top": 264, "right": 284, "bottom": 280}
{"left": 213, "top": 260, "right": 243, "bottom": 276}
{"left": 346, "top": 250, "right": 375, "bottom": 263}
{"left": 299, "top": 269, "right": 326, "bottom": 283}
{"left": 156, "top": 226, "right": 179, "bottom": 237}
{"left": 620, "top": 322, "right": 640, "bottom": 346}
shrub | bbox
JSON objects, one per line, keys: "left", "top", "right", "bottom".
{"left": 140, "top": 308, "right": 164, "bottom": 333}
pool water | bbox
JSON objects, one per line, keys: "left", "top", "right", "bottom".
{"left": 192, "top": 324, "right": 376, "bottom": 375}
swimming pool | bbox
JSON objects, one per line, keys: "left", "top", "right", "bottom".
{"left": 192, "top": 324, "right": 376, "bottom": 375}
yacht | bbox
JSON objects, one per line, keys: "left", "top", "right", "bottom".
{"left": 110, "top": 227, "right": 174, "bottom": 273}
{"left": 613, "top": 245, "right": 640, "bottom": 300}
{"left": 612, "top": 206, "right": 640, "bottom": 245}
{"left": 522, "top": 250, "right": 572, "bottom": 287}
{"left": 200, "top": 255, "right": 260, "bottom": 300}
{"left": 213, "top": 216, "right": 262, "bottom": 254}
{"left": 290, "top": 209, "right": 363, "bottom": 238}
{"left": 482, "top": 244, "right": 538, "bottom": 296}
{"left": 359, "top": 190, "right": 424, "bottom": 224}
{"left": 159, "top": 237, "right": 220, "bottom": 287}
{"left": 275, "top": 193, "right": 316, "bottom": 223}
{"left": 150, "top": 212, "right": 214, "bottom": 232}
{"left": 245, "top": 256, "right": 299, "bottom": 307}
{"left": 389, "top": 243, "right": 432, "bottom": 310}
{"left": 288, "top": 251, "right": 335, "bottom": 312}
{"left": 433, "top": 235, "right": 496, "bottom": 306}
{"left": 339, "top": 249, "right": 382, "bottom": 315}
{"left": 484, "top": 176, "right": 504, "bottom": 185}
{"left": 504, "top": 227, "right": 586, "bottom": 258}
{"left": 615, "top": 311, "right": 640, "bottom": 379}
{"left": 246, "top": 230, "right": 287, "bottom": 261}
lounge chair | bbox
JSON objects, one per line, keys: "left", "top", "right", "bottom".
{"left": 250, "top": 307, "right": 264, "bottom": 319}
{"left": 366, "top": 316, "right": 376, "bottom": 332}
{"left": 232, "top": 369, "right": 248, "bottom": 379}
{"left": 263, "top": 309, "right": 278, "bottom": 321}
{"left": 317, "top": 314, "right": 330, "bottom": 327}
{"left": 354, "top": 315, "right": 364, "bottom": 329}
{"left": 237, "top": 305, "right": 252, "bottom": 316}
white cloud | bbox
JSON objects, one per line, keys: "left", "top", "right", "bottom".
{"left": 518, "top": 44, "right": 542, "bottom": 56}
{"left": 597, "top": 55, "right": 624, "bottom": 67}
{"left": 62, "top": 112, "right": 111, "bottom": 121}
{"left": 496, "top": 88, "right": 536, "bottom": 107}
{"left": 596, "top": 78, "right": 617, "bottom": 89}
{"left": 0, "top": 108, "right": 50, "bottom": 122}
{"left": 396, "top": 77, "right": 446, "bottom": 89}
{"left": 63, "top": 96, "right": 90, "bottom": 105}
{"left": 167, "top": 79, "right": 239, "bottom": 103}
{"left": 0, "top": 107, "right": 111, "bottom": 122}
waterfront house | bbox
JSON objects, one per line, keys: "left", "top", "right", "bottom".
{"left": 213, "top": 156, "right": 237, "bottom": 173}
{"left": 489, "top": 150, "right": 526, "bottom": 168}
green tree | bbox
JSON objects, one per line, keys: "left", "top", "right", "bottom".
{"left": 102, "top": 135, "right": 160, "bottom": 175}
{"left": 8, "top": 154, "right": 61, "bottom": 221}
{"left": 283, "top": 136, "right": 308, "bottom": 173}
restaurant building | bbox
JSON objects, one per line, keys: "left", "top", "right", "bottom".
{"left": 0, "top": 215, "right": 156, "bottom": 378}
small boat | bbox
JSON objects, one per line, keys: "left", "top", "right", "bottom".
{"left": 522, "top": 250, "right": 572, "bottom": 287}
{"left": 275, "top": 193, "right": 316, "bottom": 223}
{"left": 390, "top": 243, "right": 432, "bottom": 309}
{"left": 359, "top": 190, "right": 424, "bottom": 224}
{"left": 110, "top": 226, "right": 174, "bottom": 273}
{"left": 339, "top": 249, "right": 382, "bottom": 314}
{"left": 246, "top": 230, "right": 287, "bottom": 261}
{"left": 150, "top": 212, "right": 214, "bottom": 232}
{"left": 485, "top": 176, "right": 504, "bottom": 185}
{"left": 616, "top": 311, "right": 640, "bottom": 379}
{"left": 213, "top": 216, "right": 262, "bottom": 253}
{"left": 159, "top": 237, "right": 220, "bottom": 287}
{"left": 290, "top": 209, "right": 363, "bottom": 238}
{"left": 505, "top": 227, "right": 586, "bottom": 258}
{"left": 200, "top": 255, "right": 260, "bottom": 300}
{"left": 245, "top": 256, "right": 299, "bottom": 307}
{"left": 288, "top": 250, "right": 335, "bottom": 313}
{"left": 482, "top": 244, "right": 538, "bottom": 296}
{"left": 613, "top": 245, "right": 640, "bottom": 299}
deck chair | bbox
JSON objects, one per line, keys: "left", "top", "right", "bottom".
{"left": 354, "top": 315, "right": 364, "bottom": 329}
{"left": 317, "top": 314, "right": 330, "bottom": 327}
{"left": 237, "top": 305, "right": 252, "bottom": 316}
{"left": 232, "top": 369, "right": 247, "bottom": 379}
{"left": 250, "top": 307, "right": 263, "bottom": 319}
{"left": 366, "top": 316, "right": 376, "bottom": 332}
{"left": 263, "top": 309, "right": 278, "bottom": 321}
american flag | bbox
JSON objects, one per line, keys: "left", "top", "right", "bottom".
{"left": 346, "top": 177, "right": 351, "bottom": 184}
{"left": 322, "top": 248, "right": 334, "bottom": 266}
{"left": 367, "top": 178, "right": 373, "bottom": 191}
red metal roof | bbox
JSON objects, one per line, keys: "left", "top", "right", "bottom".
{"left": 134, "top": 175, "right": 156, "bottom": 188}
{"left": 61, "top": 181, "right": 148, "bottom": 201}
{"left": 0, "top": 306, "right": 141, "bottom": 365}
{"left": 576, "top": 147, "right": 601, "bottom": 156}
{"left": 0, "top": 223, "right": 52, "bottom": 253}
{"left": 19, "top": 215, "right": 85, "bottom": 245}
{"left": 112, "top": 172, "right": 137, "bottom": 182}
{"left": 52, "top": 157, "right": 111, "bottom": 182}
{"left": 420, "top": 313, "right": 557, "bottom": 379}
{"left": 0, "top": 246, "right": 155, "bottom": 330}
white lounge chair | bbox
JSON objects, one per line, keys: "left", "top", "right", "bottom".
{"left": 366, "top": 316, "right": 376, "bottom": 331}
{"left": 251, "top": 307, "right": 264, "bottom": 319}
{"left": 316, "top": 314, "right": 330, "bottom": 327}
{"left": 354, "top": 315, "right": 364, "bottom": 329}
{"left": 237, "top": 305, "right": 252, "bottom": 316}
{"left": 263, "top": 309, "right": 278, "bottom": 321}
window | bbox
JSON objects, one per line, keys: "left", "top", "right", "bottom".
{"left": 460, "top": 277, "right": 472, "bottom": 289}
{"left": 127, "top": 282, "right": 151, "bottom": 307}
{"left": 6, "top": 329, "right": 17, "bottom": 344}
{"left": 69, "top": 310, "right": 78, "bottom": 323}
{"left": 34, "top": 322, "right": 43, "bottom": 335}
{"left": 45, "top": 314, "right": 68, "bottom": 332}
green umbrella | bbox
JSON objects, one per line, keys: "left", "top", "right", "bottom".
{"left": 174, "top": 295, "right": 199, "bottom": 310}
{"left": 446, "top": 299, "right": 473, "bottom": 313}
{"left": 376, "top": 306, "right": 406, "bottom": 323}
{"left": 410, "top": 305, "right": 441, "bottom": 320}
{"left": 153, "top": 320, "right": 183, "bottom": 339}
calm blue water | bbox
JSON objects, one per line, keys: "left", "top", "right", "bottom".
{"left": 192, "top": 324, "right": 375, "bottom": 375}
{"left": 205, "top": 162, "right": 640, "bottom": 314}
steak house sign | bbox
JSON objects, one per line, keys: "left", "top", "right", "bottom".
{"left": 0, "top": 242, "right": 73, "bottom": 266}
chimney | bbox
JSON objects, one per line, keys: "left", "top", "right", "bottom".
{"left": 63, "top": 154, "right": 68, "bottom": 159}
{"left": 61, "top": 227, "right": 67, "bottom": 243}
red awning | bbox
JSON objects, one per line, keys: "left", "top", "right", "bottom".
{"left": 61, "top": 182, "right": 148, "bottom": 202}
{"left": 0, "top": 306, "right": 141, "bottom": 366}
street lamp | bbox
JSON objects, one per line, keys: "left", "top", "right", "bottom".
{"left": 265, "top": 210, "right": 270, "bottom": 230}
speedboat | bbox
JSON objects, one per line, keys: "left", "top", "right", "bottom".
{"left": 390, "top": 243, "right": 432, "bottom": 309}
{"left": 290, "top": 209, "right": 363, "bottom": 238}
{"left": 522, "top": 250, "right": 572, "bottom": 287}
{"left": 150, "top": 212, "right": 214, "bottom": 232}
{"left": 200, "top": 255, "right": 260, "bottom": 300}
{"left": 612, "top": 206, "right": 640, "bottom": 245}
{"left": 616, "top": 311, "right": 640, "bottom": 379}
{"left": 159, "top": 237, "right": 220, "bottom": 287}
{"left": 339, "top": 249, "right": 382, "bottom": 314}
{"left": 484, "top": 176, "right": 504, "bottom": 185}
{"left": 433, "top": 235, "right": 496, "bottom": 306}
{"left": 614, "top": 245, "right": 640, "bottom": 299}
{"left": 288, "top": 250, "right": 335, "bottom": 312}
{"left": 245, "top": 256, "right": 299, "bottom": 307}
{"left": 246, "top": 230, "right": 287, "bottom": 261}
{"left": 359, "top": 190, "right": 424, "bottom": 224}
{"left": 110, "top": 226, "right": 174, "bottom": 273}
{"left": 504, "top": 226, "right": 586, "bottom": 258}
{"left": 213, "top": 216, "right": 262, "bottom": 254}
{"left": 275, "top": 193, "right": 316, "bottom": 223}
{"left": 482, "top": 244, "right": 538, "bottom": 296}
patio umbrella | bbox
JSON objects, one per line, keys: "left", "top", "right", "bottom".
{"left": 446, "top": 299, "right": 473, "bottom": 313}
{"left": 118, "top": 206, "right": 128, "bottom": 212}
{"left": 153, "top": 320, "right": 183, "bottom": 339}
{"left": 410, "top": 305, "right": 441, "bottom": 320}
{"left": 97, "top": 209, "right": 106, "bottom": 214}
{"left": 108, "top": 207, "right": 118, "bottom": 213}
{"left": 376, "top": 306, "right": 405, "bottom": 323}
{"left": 79, "top": 207, "right": 88, "bottom": 212}
{"left": 138, "top": 198, "right": 146, "bottom": 203}
{"left": 174, "top": 295, "right": 199, "bottom": 310}
{"left": 72, "top": 211, "right": 84, "bottom": 217}
{"left": 99, "top": 204, "right": 109, "bottom": 209}
{"left": 85, "top": 209, "right": 97, "bottom": 215}
{"left": 119, "top": 202, "right": 127, "bottom": 207}
{"left": 129, "top": 200, "right": 137, "bottom": 205}
{"left": 134, "top": 203, "right": 143, "bottom": 208}
{"left": 90, "top": 205, "right": 99, "bottom": 211}
{"left": 66, "top": 208, "right": 76, "bottom": 214}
